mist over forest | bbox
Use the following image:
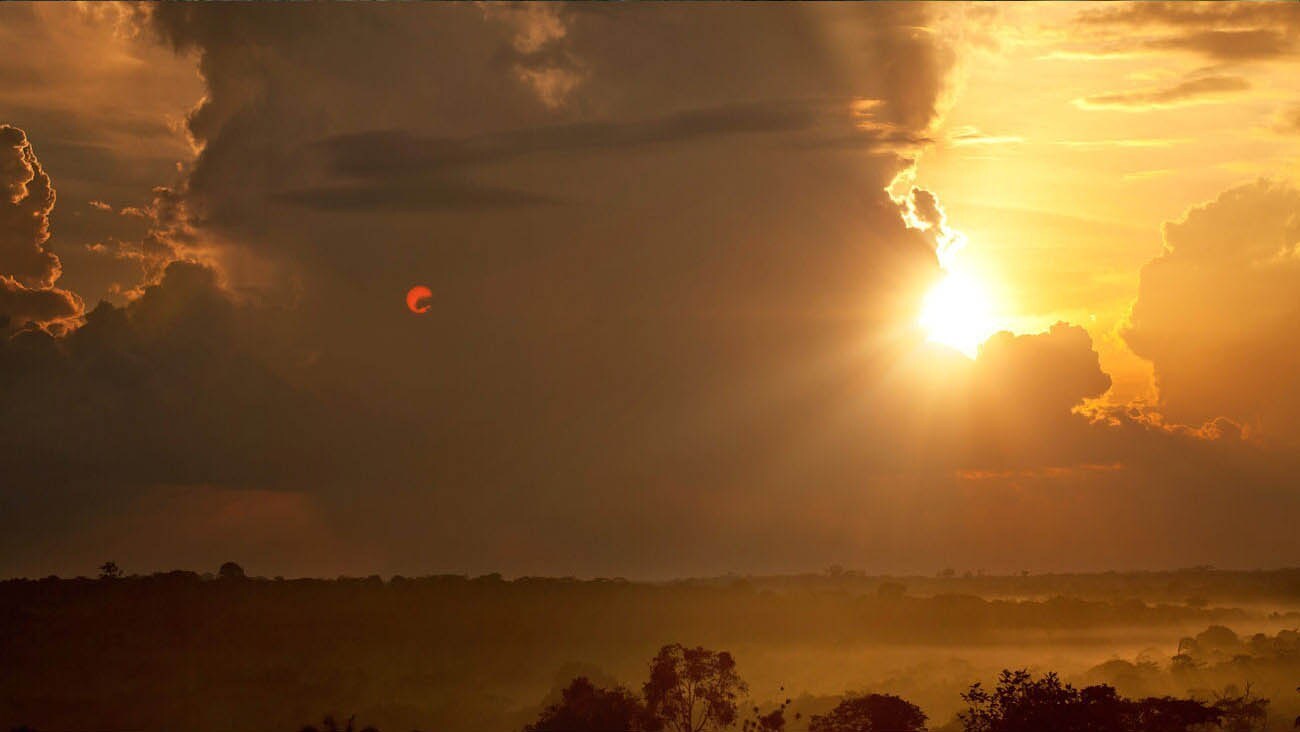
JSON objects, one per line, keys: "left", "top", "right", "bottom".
{"left": 5, "top": 566, "right": 1299, "bottom": 731}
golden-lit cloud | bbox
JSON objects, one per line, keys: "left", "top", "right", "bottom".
{"left": 1074, "top": 75, "right": 1251, "bottom": 111}
{"left": 1125, "top": 180, "right": 1300, "bottom": 446}
{"left": 1076, "top": 2, "right": 1300, "bottom": 61}
{"left": 0, "top": 125, "right": 82, "bottom": 330}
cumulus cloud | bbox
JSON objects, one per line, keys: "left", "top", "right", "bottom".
{"left": 99, "top": 185, "right": 203, "bottom": 295}
{"left": 976, "top": 324, "right": 1112, "bottom": 418}
{"left": 1075, "top": 75, "right": 1251, "bottom": 111}
{"left": 1125, "top": 180, "right": 1300, "bottom": 445}
{"left": 0, "top": 276, "right": 81, "bottom": 330}
{"left": 900, "top": 187, "right": 967, "bottom": 266}
{"left": 0, "top": 125, "right": 62, "bottom": 287}
{"left": 0, "top": 125, "right": 82, "bottom": 329}
{"left": 483, "top": 3, "right": 586, "bottom": 109}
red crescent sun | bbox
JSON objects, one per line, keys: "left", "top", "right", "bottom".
{"left": 405, "top": 285, "right": 433, "bottom": 314}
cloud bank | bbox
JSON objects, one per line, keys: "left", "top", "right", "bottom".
{"left": 0, "top": 4, "right": 1297, "bottom": 577}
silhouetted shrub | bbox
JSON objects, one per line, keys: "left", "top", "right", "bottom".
{"left": 219, "top": 561, "right": 247, "bottom": 580}
{"left": 809, "top": 693, "right": 927, "bottom": 732}
{"left": 525, "top": 677, "right": 661, "bottom": 732}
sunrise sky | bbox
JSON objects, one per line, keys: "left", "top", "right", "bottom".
{"left": 2, "top": 2, "right": 1299, "bottom": 579}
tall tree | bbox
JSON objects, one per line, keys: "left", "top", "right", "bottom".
{"left": 644, "top": 645, "right": 747, "bottom": 732}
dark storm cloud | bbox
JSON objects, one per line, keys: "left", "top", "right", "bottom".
{"left": 0, "top": 256, "right": 424, "bottom": 573}
{"left": 278, "top": 100, "right": 925, "bottom": 212}
{"left": 0, "top": 4, "right": 968, "bottom": 576}
{"left": 274, "top": 180, "right": 558, "bottom": 213}
{"left": 1076, "top": 75, "right": 1251, "bottom": 111}
{"left": 0, "top": 261, "right": 315, "bottom": 484}
{"left": 310, "top": 100, "right": 901, "bottom": 176}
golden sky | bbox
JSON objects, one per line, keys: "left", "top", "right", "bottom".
{"left": 919, "top": 3, "right": 1300, "bottom": 403}
{"left": 2, "top": 3, "right": 1299, "bottom": 578}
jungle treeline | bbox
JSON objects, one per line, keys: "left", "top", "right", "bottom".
{"left": 3, "top": 566, "right": 1299, "bottom": 731}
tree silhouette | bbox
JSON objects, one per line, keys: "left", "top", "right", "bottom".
{"left": 808, "top": 693, "right": 926, "bottom": 732}
{"left": 300, "top": 715, "right": 376, "bottom": 732}
{"left": 525, "top": 677, "right": 661, "bottom": 732}
{"left": 1211, "top": 685, "right": 1268, "bottom": 732}
{"left": 742, "top": 693, "right": 796, "bottom": 732}
{"left": 98, "top": 561, "right": 123, "bottom": 580}
{"left": 959, "top": 670, "right": 1223, "bottom": 732}
{"left": 218, "top": 561, "right": 247, "bottom": 580}
{"left": 644, "top": 644, "right": 747, "bottom": 732}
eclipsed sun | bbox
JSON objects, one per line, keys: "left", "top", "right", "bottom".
{"left": 406, "top": 285, "right": 433, "bottom": 314}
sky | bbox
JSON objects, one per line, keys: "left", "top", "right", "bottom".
{"left": 2, "top": 2, "right": 1299, "bottom": 579}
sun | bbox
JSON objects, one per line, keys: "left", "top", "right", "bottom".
{"left": 919, "top": 270, "right": 997, "bottom": 358}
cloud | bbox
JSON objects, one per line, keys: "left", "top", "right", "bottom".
{"left": 1076, "top": 2, "right": 1300, "bottom": 61}
{"left": 6, "top": 4, "right": 1300, "bottom": 577}
{"left": 0, "top": 125, "right": 82, "bottom": 328}
{"left": 1053, "top": 138, "right": 1190, "bottom": 149}
{"left": 1075, "top": 75, "right": 1251, "bottom": 111}
{"left": 93, "top": 185, "right": 214, "bottom": 295}
{"left": 275, "top": 181, "right": 559, "bottom": 213}
{"left": 0, "top": 125, "right": 62, "bottom": 287}
{"left": 977, "top": 323, "right": 1112, "bottom": 418}
{"left": 1143, "top": 29, "right": 1295, "bottom": 62}
{"left": 947, "top": 126, "right": 1024, "bottom": 147}
{"left": 482, "top": 4, "right": 586, "bottom": 109}
{"left": 900, "top": 186, "right": 967, "bottom": 266}
{"left": 278, "top": 100, "right": 928, "bottom": 212}
{"left": 0, "top": 5, "right": 200, "bottom": 308}
{"left": 0, "top": 256, "right": 433, "bottom": 573}
{"left": 0, "top": 275, "right": 81, "bottom": 330}
{"left": 1125, "top": 180, "right": 1300, "bottom": 446}
{"left": 1273, "top": 104, "right": 1300, "bottom": 134}
{"left": 0, "top": 3, "right": 975, "bottom": 576}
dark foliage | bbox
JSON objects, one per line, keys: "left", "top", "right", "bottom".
{"left": 525, "top": 677, "right": 661, "bottom": 732}
{"left": 300, "top": 715, "right": 377, "bottom": 732}
{"left": 959, "top": 669, "right": 1230, "bottom": 732}
{"left": 808, "top": 693, "right": 927, "bottom": 732}
{"left": 219, "top": 561, "right": 247, "bottom": 581}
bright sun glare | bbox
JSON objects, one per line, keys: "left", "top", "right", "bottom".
{"left": 919, "top": 270, "right": 997, "bottom": 359}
